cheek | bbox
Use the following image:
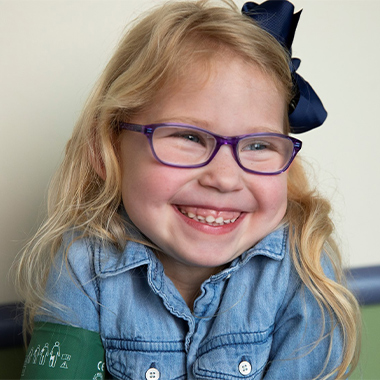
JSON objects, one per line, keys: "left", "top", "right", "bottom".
{"left": 119, "top": 148, "right": 181, "bottom": 218}
{"left": 119, "top": 134, "right": 156, "bottom": 194}
{"left": 119, "top": 136, "right": 149, "bottom": 209}
{"left": 273, "top": 176, "right": 288, "bottom": 217}
{"left": 253, "top": 174, "right": 288, "bottom": 216}
{"left": 120, "top": 160, "right": 160, "bottom": 234}
{"left": 120, "top": 160, "right": 157, "bottom": 210}
{"left": 120, "top": 164, "right": 189, "bottom": 241}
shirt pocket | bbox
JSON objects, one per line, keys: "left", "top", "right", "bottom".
{"left": 103, "top": 338, "right": 187, "bottom": 380}
{"left": 193, "top": 330, "right": 273, "bottom": 379}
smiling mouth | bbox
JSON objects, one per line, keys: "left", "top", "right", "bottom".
{"left": 177, "top": 206, "right": 241, "bottom": 226}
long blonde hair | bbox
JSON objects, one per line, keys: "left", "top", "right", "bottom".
{"left": 16, "top": 1, "right": 360, "bottom": 378}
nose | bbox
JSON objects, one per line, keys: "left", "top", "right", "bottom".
{"left": 197, "top": 145, "right": 244, "bottom": 193}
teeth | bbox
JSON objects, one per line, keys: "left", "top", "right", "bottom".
{"left": 206, "top": 216, "right": 215, "bottom": 223}
{"left": 179, "top": 208, "right": 240, "bottom": 226}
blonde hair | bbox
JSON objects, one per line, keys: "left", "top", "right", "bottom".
{"left": 16, "top": 0, "right": 360, "bottom": 378}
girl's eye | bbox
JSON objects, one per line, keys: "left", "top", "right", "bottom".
{"left": 171, "top": 131, "right": 206, "bottom": 146}
{"left": 180, "top": 133, "right": 201, "bottom": 143}
{"left": 243, "top": 141, "right": 270, "bottom": 151}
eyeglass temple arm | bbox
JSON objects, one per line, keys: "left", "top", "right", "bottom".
{"left": 119, "top": 122, "right": 144, "bottom": 133}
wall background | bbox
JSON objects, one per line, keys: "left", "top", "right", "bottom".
{"left": 1, "top": 0, "right": 379, "bottom": 304}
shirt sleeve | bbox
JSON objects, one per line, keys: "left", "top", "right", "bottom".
{"left": 35, "top": 235, "right": 101, "bottom": 333}
{"left": 21, "top": 322, "right": 105, "bottom": 379}
{"left": 263, "top": 255, "right": 345, "bottom": 379}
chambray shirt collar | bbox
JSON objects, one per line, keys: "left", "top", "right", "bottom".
{"left": 240, "top": 224, "right": 288, "bottom": 263}
{"left": 94, "top": 241, "right": 151, "bottom": 277}
{"left": 95, "top": 222, "right": 287, "bottom": 278}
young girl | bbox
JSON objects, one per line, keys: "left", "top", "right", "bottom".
{"left": 16, "top": 0, "right": 360, "bottom": 379}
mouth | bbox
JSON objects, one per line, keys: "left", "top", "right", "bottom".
{"left": 177, "top": 206, "right": 242, "bottom": 226}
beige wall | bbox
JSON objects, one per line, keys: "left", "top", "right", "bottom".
{"left": 1, "top": 0, "right": 379, "bottom": 304}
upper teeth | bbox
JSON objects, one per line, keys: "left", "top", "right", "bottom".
{"left": 181, "top": 210, "right": 238, "bottom": 226}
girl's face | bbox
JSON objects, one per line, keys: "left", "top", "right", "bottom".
{"left": 119, "top": 56, "right": 288, "bottom": 277}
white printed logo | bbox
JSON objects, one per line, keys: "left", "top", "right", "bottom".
{"left": 60, "top": 353, "right": 71, "bottom": 369}
{"left": 97, "top": 361, "right": 105, "bottom": 372}
{"left": 49, "top": 342, "right": 61, "bottom": 368}
{"left": 22, "top": 340, "right": 71, "bottom": 373}
{"left": 39, "top": 343, "right": 49, "bottom": 365}
{"left": 32, "top": 345, "right": 40, "bottom": 364}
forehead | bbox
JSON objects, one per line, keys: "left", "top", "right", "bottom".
{"left": 165, "top": 46, "right": 287, "bottom": 97}
{"left": 133, "top": 55, "right": 287, "bottom": 135}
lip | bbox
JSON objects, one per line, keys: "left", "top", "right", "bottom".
{"left": 174, "top": 205, "right": 245, "bottom": 235}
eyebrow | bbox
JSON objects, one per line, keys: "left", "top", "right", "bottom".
{"left": 154, "top": 116, "right": 211, "bottom": 129}
{"left": 153, "top": 116, "right": 283, "bottom": 135}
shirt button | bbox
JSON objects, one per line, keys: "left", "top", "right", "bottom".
{"left": 145, "top": 367, "right": 160, "bottom": 379}
{"left": 238, "top": 360, "right": 252, "bottom": 376}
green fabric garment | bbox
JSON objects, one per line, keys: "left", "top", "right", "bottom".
{"left": 21, "top": 322, "right": 105, "bottom": 379}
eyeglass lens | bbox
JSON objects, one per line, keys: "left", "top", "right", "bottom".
{"left": 151, "top": 126, "right": 295, "bottom": 174}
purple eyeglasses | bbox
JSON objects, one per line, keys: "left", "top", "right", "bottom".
{"left": 119, "top": 122, "right": 302, "bottom": 175}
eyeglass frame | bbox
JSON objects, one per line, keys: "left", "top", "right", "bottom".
{"left": 119, "top": 122, "right": 302, "bottom": 175}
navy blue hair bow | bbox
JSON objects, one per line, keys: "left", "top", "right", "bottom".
{"left": 242, "top": 1, "right": 327, "bottom": 133}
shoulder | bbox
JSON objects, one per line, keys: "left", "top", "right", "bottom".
{"left": 36, "top": 232, "right": 110, "bottom": 331}
{"left": 265, "top": 244, "right": 346, "bottom": 377}
{"left": 273, "top": 231, "right": 340, "bottom": 319}
{"left": 60, "top": 231, "right": 96, "bottom": 281}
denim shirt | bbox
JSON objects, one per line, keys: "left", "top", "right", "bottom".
{"left": 38, "top": 225, "right": 344, "bottom": 379}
